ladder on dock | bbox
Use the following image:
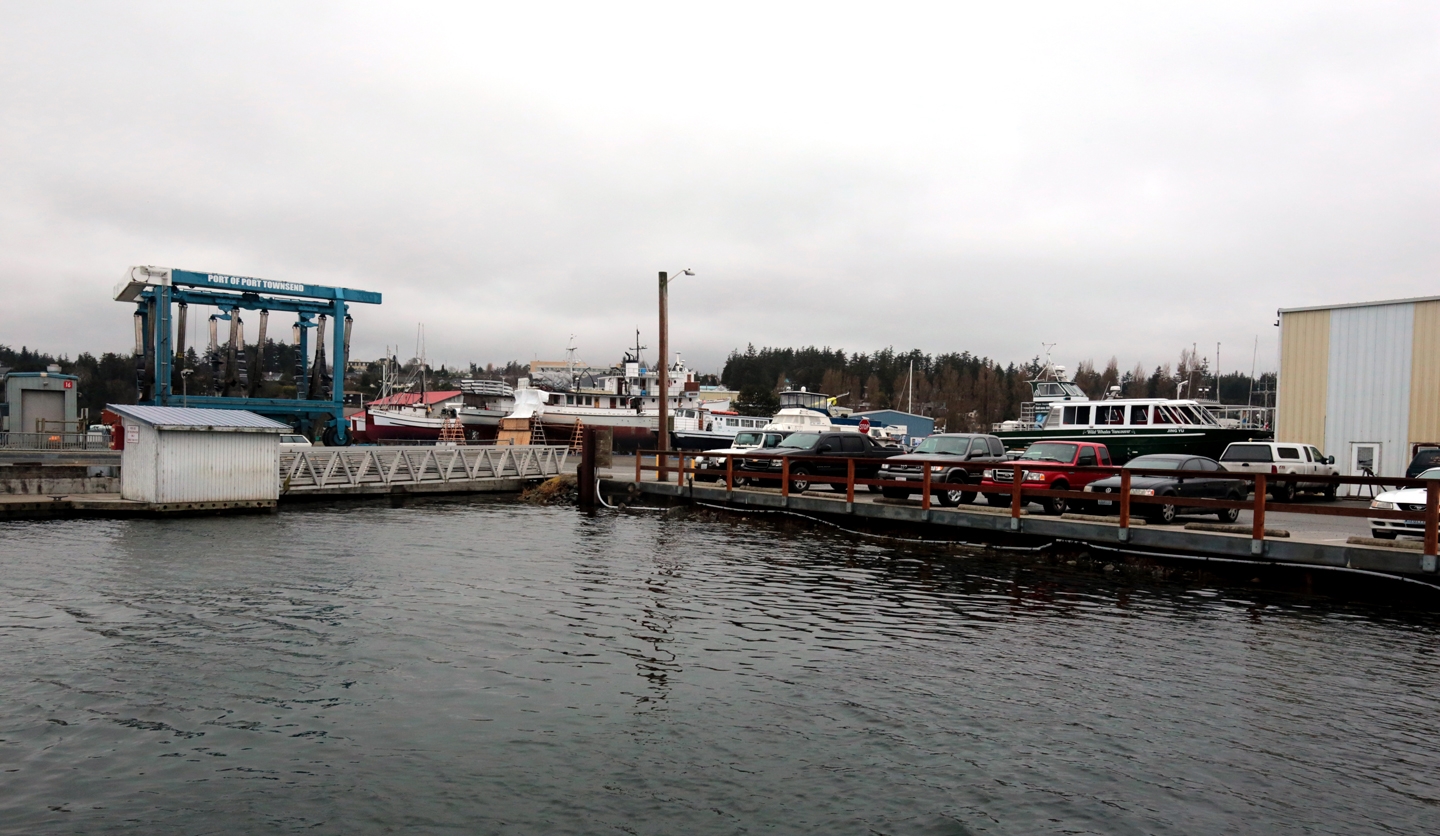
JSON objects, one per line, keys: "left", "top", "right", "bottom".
{"left": 569, "top": 418, "right": 585, "bottom": 453}
{"left": 438, "top": 414, "right": 466, "bottom": 444}
{"left": 530, "top": 413, "right": 547, "bottom": 446}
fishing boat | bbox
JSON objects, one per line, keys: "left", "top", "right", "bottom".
{"left": 991, "top": 361, "right": 1271, "bottom": 463}
{"left": 503, "top": 338, "right": 705, "bottom": 451}
{"left": 456, "top": 378, "right": 515, "bottom": 440}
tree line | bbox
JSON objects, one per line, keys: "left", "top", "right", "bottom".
{"left": 720, "top": 344, "right": 1276, "bottom": 431}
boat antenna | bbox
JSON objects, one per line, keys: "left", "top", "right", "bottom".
{"left": 1247, "top": 335, "right": 1258, "bottom": 407}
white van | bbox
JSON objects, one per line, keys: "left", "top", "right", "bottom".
{"left": 1218, "top": 442, "right": 1338, "bottom": 501}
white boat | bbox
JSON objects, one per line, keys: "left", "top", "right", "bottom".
{"left": 503, "top": 340, "right": 704, "bottom": 450}
{"left": 673, "top": 409, "right": 773, "bottom": 450}
{"left": 457, "top": 378, "right": 515, "bottom": 440}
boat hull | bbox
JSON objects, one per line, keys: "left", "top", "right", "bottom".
{"left": 992, "top": 426, "right": 1273, "bottom": 463}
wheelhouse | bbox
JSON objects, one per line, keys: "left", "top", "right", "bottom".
{"left": 1043, "top": 399, "right": 1220, "bottom": 429}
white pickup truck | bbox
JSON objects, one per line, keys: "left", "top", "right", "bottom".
{"left": 1218, "top": 442, "right": 1339, "bottom": 501}
{"left": 695, "top": 430, "right": 788, "bottom": 481}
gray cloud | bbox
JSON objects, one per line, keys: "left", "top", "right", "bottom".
{"left": 1, "top": 1, "right": 1436, "bottom": 377}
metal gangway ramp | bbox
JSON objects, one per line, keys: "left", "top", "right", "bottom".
{"left": 280, "top": 445, "right": 568, "bottom": 496}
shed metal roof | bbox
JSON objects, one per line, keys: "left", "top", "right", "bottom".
{"left": 106, "top": 404, "right": 289, "bottom": 432}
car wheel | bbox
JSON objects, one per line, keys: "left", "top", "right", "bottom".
{"left": 1371, "top": 529, "right": 1398, "bottom": 540}
{"left": 1216, "top": 496, "right": 1241, "bottom": 523}
{"left": 1041, "top": 481, "right": 1068, "bottom": 516}
{"left": 866, "top": 484, "right": 882, "bottom": 494}
{"left": 1148, "top": 494, "right": 1178, "bottom": 524}
{"left": 788, "top": 468, "right": 810, "bottom": 494}
{"left": 1271, "top": 482, "right": 1294, "bottom": 502}
{"left": 1321, "top": 484, "right": 1337, "bottom": 501}
{"left": 881, "top": 488, "right": 909, "bottom": 500}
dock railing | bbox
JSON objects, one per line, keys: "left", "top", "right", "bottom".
{"left": 281, "top": 444, "right": 569, "bottom": 493}
{"left": 633, "top": 450, "right": 1440, "bottom": 570}
{"left": 0, "top": 431, "right": 112, "bottom": 451}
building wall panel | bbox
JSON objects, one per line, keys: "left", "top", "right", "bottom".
{"left": 120, "top": 422, "right": 160, "bottom": 503}
{"left": 1277, "top": 309, "right": 1330, "bottom": 446}
{"left": 155, "top": 431, "right": 279, "bottom": 503}
{"left": 1408, "top": 300, "right": 1440, "bottom": 449}
{"left": 1324, "top": 302, "right": 1414, "bottom": 480}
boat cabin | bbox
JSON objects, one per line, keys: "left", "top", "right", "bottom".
{"left": 1042, "top": 399, "right": 1220, "bottom": 429}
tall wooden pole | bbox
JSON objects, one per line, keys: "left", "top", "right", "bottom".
{"left": 658, "top": 270, "right": 669, "bottom": 463}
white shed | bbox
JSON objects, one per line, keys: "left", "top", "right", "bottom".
{"left": 108, "top": 405, "right": 287, "bottom": 503}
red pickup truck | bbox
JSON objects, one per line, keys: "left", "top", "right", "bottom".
{"left": 978, "top": 440, "right": 1113, "bottom": 515}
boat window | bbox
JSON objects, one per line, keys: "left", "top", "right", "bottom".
{"left": 1277, "top": 447, "right": 1302, "bottom": 460}
{"left": 1152, "top": 406, "right": 1175, "bottom": 424}
{"left": 1129, "top": 405, "right": 1149, "bottom": 425}
{"left": 1096, "top": 405, "right": 1125, "bottom": 425}
{"left": 1176, "top": 405, "right": 1205, "bottom": 424}
{"left": 1062, "top": 405, "right": 1092, "bottom": 425}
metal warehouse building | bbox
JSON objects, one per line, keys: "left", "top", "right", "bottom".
{"left": 1278, "top": 295, "right": 1440, "bottom": 489}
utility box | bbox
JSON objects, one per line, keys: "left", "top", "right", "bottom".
{"left": 2, "top": 368, "right": 79, "bottom": 433}
{"left": 107, "top": 405, "right": 287, "bottom": 503}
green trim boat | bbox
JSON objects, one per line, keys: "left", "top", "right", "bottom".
{"left": 992, "top": 365, "right": 1272, "bottom": 463}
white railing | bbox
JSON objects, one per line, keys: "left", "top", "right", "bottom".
{"left": 280, "top": 445, "right": 569, "bottom": 493}
{"left": 0, "top": 432, "right": 112, "bottom": 450}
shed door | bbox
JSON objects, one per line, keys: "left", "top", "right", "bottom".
{"left": 19, "top": 389, "right": 65, "bottom": 433}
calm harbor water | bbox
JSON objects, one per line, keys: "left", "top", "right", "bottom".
{"left": 1, "top": 499, "right": 1437, "bottom": 834}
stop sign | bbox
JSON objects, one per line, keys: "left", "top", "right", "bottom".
{"left": 858, "top": 417, "right": 871, "bottom": 433}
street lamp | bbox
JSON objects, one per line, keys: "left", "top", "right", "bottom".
{"left": 658, "top": 268, "right": 694, "bottom": 471}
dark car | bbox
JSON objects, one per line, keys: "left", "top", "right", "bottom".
{"left": 1407, "top": 448, "right": 1440, "bottom": 479}
{"left": 738, "top": 430, "right": 904, "bottom": 493}
{"left": 1083, "top": 454, "right": 1245, "bottom": 524}
{"left": 876, "top": 433, "right": 1007, "bottom": 506}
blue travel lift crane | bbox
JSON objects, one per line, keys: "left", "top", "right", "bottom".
{"left": 115, "top": 266, "right": 382, "bottom": 445}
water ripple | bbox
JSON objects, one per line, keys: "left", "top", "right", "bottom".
{"left": 0, "top": 500, "right": 1436, "bottom": 833}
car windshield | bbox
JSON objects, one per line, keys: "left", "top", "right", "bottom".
{"left": 1019, "top": 442, "right": 1075, "bottom": 463}
{"left": 1124, "top": 456, "right": 1185, "bottom": 470}
{"left": 1221, "top": 444, "right": 1273, "bottom": 462}
{"left": 734, "top": 431, "right": 762, "bottom": 447}
{"left": 777, "top": 432, "right": 821, "bottom": 449}
{"left": 911, "top": 436, "right": 969, "bottom": 455}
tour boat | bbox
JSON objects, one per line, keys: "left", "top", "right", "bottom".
{"left": 991, "top": 362, "right": 1271, "bottom": 463}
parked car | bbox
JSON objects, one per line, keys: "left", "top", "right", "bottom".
{"left": 86, "top": 424, "right": 112, "bottom": 445}
{"left": 1217, "top": 442, "right": 1339, "bottom": 500}
{"left": 1406, "top": 447, "right": 1440, "bottom": 479}
{"left": 738, "top": 430, "right": 904, "bottom": 493}
{"left": 279, "top": 433, "right": 314, "bottom": 452}
{"left": 876, "top": 433, "right": 1007, "bottom": 505}
{"left": 978, "top": 440, "right": 1113, "bottom": 515}
{"left": 695, "top": 430, "right": 788, "bottom": 481}
{"left": 1367, "top": 467, "right": 1440, "bottom": 539}
{"left": 1083, "top": 454, "right": 1247, "bottom": 524}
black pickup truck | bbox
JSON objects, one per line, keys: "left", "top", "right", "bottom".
{"left": 738, "top": 430, "right": 905, "bottom": 493}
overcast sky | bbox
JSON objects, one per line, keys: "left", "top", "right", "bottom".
{"left": 1, "top": 2, "right": 1436, "bottom": 377}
